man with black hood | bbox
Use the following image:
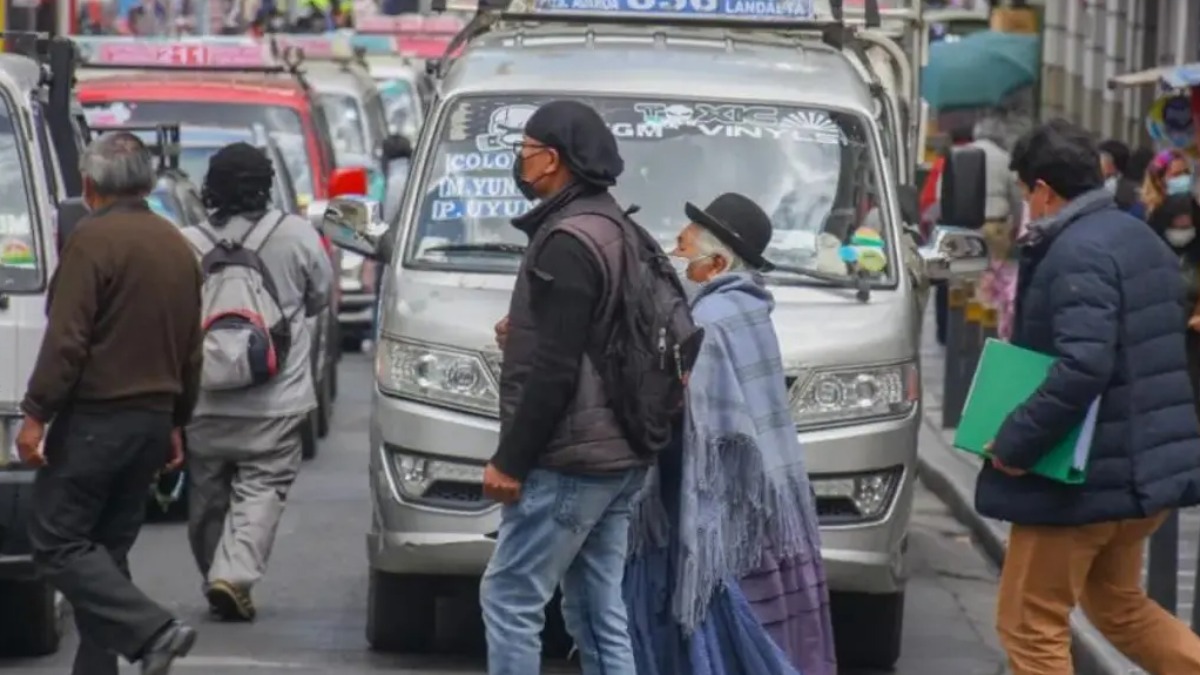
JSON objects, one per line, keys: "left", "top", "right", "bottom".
{"left": 479, "top": 100, "right": 650, "bottom": 675}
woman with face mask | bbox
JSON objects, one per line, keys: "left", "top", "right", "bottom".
{"left": 1141, "top": 149, "right": 1193, "bottom": 221}
{"left": 1149, "top": 192, "right": 1200, "bottom": 419}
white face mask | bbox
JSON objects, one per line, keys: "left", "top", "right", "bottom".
{"left": 1103, "top": 176, "right": 1118, "bottom": 193}
{"left": 1167, "top": 227, "right": 1197, "bottom": 248}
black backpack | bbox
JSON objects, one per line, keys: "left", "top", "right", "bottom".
{"left": 587, "top": 208, "right": 705, "bottom": 457}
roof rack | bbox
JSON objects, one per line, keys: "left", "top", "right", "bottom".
{"left": 1, "top": 32, "right": 86, "bottom": 196}
{"left": 89, "top": 122, "right": 181, "bottom": 173}
{"left": 427, "top": 0, "right": 879, "bottom": 76}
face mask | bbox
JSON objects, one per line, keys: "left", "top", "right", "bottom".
{"left": 511, "top": 149, "right": 547, "bottom": 202}
{"left": 1167, "top": 227, "right": 1196, "bottom": 248}
{"left": 1103, "top": 176, "right": 1118, "bottom": 193}
{"left": 1167, "top": 174, "right": 1193, "bottom": 196}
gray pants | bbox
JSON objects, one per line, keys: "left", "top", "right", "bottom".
{"left": 185, "top": 415, "right": 304, "bottom": 588}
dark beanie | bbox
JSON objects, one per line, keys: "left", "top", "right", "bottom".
{"left": 523, "top": 100, "right": 624, "bottom": 188}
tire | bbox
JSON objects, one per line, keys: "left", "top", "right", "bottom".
{"left": 316, "top": 371, "right": 331, "bottom": 439}
{"left": 341, "top": 332, "right": 362, "bottom": 352}
{"left": 300, "top": 409, "right": 319, "bottom": 460}
{"left": 367, "top": 569, "right": 438, "bottom": 653}
{"left": 831, "top": 590, "right": 904, "bottom": 669}
{"left": 0, "top": 578, "right": 61, "bottom": 656}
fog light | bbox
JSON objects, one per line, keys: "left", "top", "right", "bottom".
{"left": 393, "top": 453, "right": 432, "bottom": 497}
{"left": 812, "top": 467, "right": 901, "bottom": 521}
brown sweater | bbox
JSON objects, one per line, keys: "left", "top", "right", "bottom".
{"left": 21, "top": 200, "right": 203, "bottom": 427}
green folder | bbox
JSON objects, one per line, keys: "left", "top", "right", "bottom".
{"left": 952, "top": 338, "right": 1098, "bottom": 485}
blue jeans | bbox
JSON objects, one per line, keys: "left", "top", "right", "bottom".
{"left": 481, "top": 467, "right": 645, "bottom": 675}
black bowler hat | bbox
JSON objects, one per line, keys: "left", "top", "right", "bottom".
{"left": 684, "top": 193, "right": 774, "bottom": 271}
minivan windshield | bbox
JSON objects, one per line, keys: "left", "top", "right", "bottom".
{"left": 401, "top": 95, "right": 894, "bottom": 284}
{"left": 82, "top": 100, "right": 318, "bottom": 198}
{"left": 0, "top": 94, "right": 39, "bottom": 292}
{"left": 318, "top": 93, "right": 369, "bottom": 161}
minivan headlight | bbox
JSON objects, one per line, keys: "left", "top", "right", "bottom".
{"left": 376, "top": 338, "right": 500, "bottom": 416}
{"left": 790, "top": 362, "right": 919, "bottom": 429}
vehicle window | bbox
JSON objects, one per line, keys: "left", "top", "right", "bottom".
{"left": 0, "top": 92, "right": 41, "bottom": 293}
{"left": 363, "top": 91, "right": 390, "bottom": 147}
{"left": 82, "top": 100, "right": 319, "bottom": 199}
{"left": 307, "top": 97, "right": 338, "bottom": 179}
{"left": 318, "top": 93, "right": 369, "bottom": 161}
{"left": 403, "top": 95, "right": 892, "bottom": 284}
{"left": 31, "top": 100, "right": 61, "bottom": 200}
{"left": 378, "top": 78, "right": 420, "bottom": 139}
{"left": 180, "top": 185, "right": 208, "bottom": 226}
{"left": 147, "top": 185, "right": 182, "bottom": 226}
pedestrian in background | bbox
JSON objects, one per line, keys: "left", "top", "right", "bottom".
{"left": 1146, "top": 192, "right": 1200, "bottom": 419}
{"left": 624, "top": 193, "right": 836, "bottom": 675}
{"left": 1141, "top": 148, "right": 1192, "bottom": 221}
{"left": 982, "top": 119, "right": 1200, "bottom": 674}
{"left": 480, "top": 100, "right": 651, "bottom": 675}
{"left": 1099, "top": 138, "right": 1140, "bottom": 212}
{"left": 1122, "top": 145, "right": 1156, "bottom": 219}
{"left": 181, "top": 143, "right": 333, "bottom": 622}
{"left": 919, "top": 122, "right": 974, "bottom": 346}
{"left": 17, "top": 132, "right": 202, "bottom": 675}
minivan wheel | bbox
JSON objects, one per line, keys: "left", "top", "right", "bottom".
{"left": 0, "top": 579, "right": 61, "bottom": 656}
{"left": 367, "top": 569, "right": 437, "bottom": 653}
{"left": 300, "top": 410, "right": 319, "bottom": 460}
{"left": 831, "top": 590, "right": 904, "bottom": 669}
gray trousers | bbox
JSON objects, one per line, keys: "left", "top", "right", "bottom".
{"left": 185, "top": 415, "right": 304, "bottom": 588}
{"left": 28, "top": 408, "right": 176, "bottom": 675}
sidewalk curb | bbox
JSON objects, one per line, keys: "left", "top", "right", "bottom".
{"left": 916, "top": 413, "right": 1142, "bottom": 675}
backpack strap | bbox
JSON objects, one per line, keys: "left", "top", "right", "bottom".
{"left": 239, "top": 210, "right": 289, "bottom": 253}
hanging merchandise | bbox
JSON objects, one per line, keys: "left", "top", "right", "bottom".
{"left": 1145, "top": 93, "right": 1196, "bottom": 157}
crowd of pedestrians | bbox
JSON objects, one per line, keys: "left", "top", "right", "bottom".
{"left": 22, "top": 96, "right": 1200, "bottom": 675}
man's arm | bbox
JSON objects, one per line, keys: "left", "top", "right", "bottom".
{"left": 991, "top": 248, "right": 1120, "bottom": 469}
{"left": 299, "top": 219, "right": 334, "bottom": 317}
{"left": 20, "top": 233, "right": 106, "bottom": 423}
{"left": 174, "top": 263, "right": 204, "bottom": 428}
{"left": 489, "top": 232, "right": 601, "bottom": 481}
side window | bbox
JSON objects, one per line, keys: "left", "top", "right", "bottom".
{"left": 364, "top": 91, "right": 389, "bottom": 144}
{"left": 31, "top": 100, "right": 61, "bottom": 201}
{"left": 181, "top": 186, "right": 207, "bottom": 227}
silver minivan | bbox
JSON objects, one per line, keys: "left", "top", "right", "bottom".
{"left": 325, "top": 1, "right": 986, "bottom": 667}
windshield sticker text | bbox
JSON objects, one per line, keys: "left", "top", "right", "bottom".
{"left": 431, "top": 198, "right": 531, "bottom": 221}
{"left": 633, "top": 102, "right": 846, "bottom": 145}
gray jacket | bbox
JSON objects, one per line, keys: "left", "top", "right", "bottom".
{"left": 183, "top": 210, "right": 334, "bottom": 419}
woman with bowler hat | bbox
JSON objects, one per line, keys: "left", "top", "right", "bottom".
{"left": 624, "top": 193, "right": 837, "bottom": 675}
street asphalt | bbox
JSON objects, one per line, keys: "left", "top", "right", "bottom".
{"left": 11, "top": 353, "right": 1008, "bottom": 675}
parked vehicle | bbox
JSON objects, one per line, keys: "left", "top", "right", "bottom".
{"left": 323, "top": 0, "right": 988, "bottom": 667}
{"left": 0, "top": 34, "right": 92, "bottom": 659}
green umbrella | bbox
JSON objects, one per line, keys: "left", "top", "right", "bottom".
{"left": 921, "top": 31, "right": 1040, "bottom": 111}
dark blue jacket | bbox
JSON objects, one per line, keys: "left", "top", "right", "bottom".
{"left": 975, "top": 190, "right": 1200, "bottom": 526}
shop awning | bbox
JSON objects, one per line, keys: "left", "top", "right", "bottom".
{"left": 1107, "top": 65, "right": 1175, "bottom": 90}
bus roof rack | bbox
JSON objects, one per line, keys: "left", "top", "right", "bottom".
{"left": 427, "top": 0, "right": 874, "bottom": 77}
{"left": 88, "top": 122, "right": 181, "bottom": 173}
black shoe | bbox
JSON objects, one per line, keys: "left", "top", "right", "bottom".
{"left": 206, "top": 579, "right": 256, "bottom": 622}
{"left": 140, "top": 621, "right": 197, "bottom": 675}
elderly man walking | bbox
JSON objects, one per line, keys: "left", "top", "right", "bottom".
{"left": 984, "top": 119, "right": 1200, "bottom": 673}
{"left": 17, "top": 132, "right": 203, "bottom": 675}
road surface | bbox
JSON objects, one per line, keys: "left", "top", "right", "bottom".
{"left": 14, "top": 354, "right": 1008, "bottom": 674}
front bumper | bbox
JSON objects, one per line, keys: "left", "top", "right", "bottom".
{"left": 367, "top": 392, "right": 919, "bottom": 594}
{"left": 0, "top": 469, "right": 38, "bottom": 580}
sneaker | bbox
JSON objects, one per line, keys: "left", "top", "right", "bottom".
{"left": 205, "top": 579, "right": 256, "bottom": 622}
{"left": 140, "top": 620, "right": 197, "bottom": 675}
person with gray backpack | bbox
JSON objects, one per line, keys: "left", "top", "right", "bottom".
{"left": 180, "top": 143, "right": 333, "bottom": 622}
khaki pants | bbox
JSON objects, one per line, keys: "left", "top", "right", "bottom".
{"left": 997, "top": 512, "right": 1200, "bottom": 674}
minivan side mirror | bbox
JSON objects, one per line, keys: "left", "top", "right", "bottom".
{"left": 381, "top": 135, "right": 413, "bottom": 162}
{"left": 920, "top": 225, "right": 989, "bottom": 281}
{"left": 329, "top": 166, "right": 369, "bottom": 198}
{"left": 320, "top": 196, "right": 387, "bottom": 260}
{"left": 305, "top": 199, "right": 329, "bottom": 229}
{"left": 55, "top": 197, "right": 89, "bottom": 254}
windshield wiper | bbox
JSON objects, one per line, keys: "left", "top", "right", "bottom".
{"left": 770, "top": 264, "right": 872, "bottom": 303}
{"left": 422, "top": 243, "right": 527, "bottom": 256}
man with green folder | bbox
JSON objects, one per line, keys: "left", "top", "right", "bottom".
{"left": 978, "top": 119, "right": 1200, "bottom": 675}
